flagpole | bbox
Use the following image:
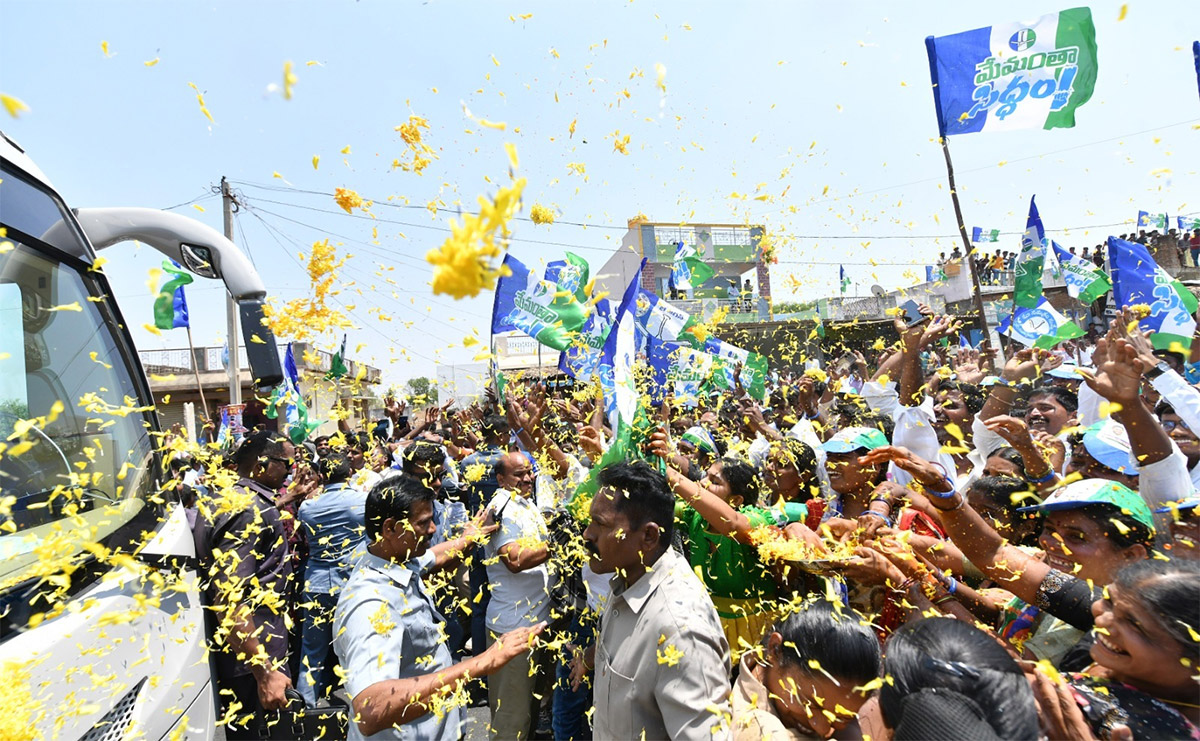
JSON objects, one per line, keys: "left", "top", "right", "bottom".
{"left": 185, "top": 325, "right": 212, "bottom": 429}
{"left": 939, "top": 137, "right": 993, "bottom": 354}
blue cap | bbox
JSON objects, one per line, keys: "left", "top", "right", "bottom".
{"left": 1048, "top": 364, "right": 1085, "bottom": 380}
{"left": 1156, "top": 496, "right": 1200, "bottom": 514}
{"left": 1081, "top": 420, "right": 1139, "bottom": 476}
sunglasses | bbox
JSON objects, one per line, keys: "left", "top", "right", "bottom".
{"left": 267, "top": 455, "right": 295, "bottom": 468}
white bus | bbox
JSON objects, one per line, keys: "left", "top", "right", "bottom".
{"left": 0, "top": 131, "right": 284, "bottom": 740}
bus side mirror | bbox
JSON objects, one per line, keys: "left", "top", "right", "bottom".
{"left": 239, "top": 298, "right": 284, "bottom": 389}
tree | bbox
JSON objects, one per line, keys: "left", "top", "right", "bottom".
{"left": 405, "top": 377, "right": 438, "bottom": 406}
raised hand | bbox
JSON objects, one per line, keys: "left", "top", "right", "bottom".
{"left": 479, "top": 622, "right": 547, "bottom": 675}
{"left": 951, "top": 347, "right": 986, "bottom": 385}
{"left": 1114, "top": 306, "right": 1161, "bottom": 371}
{"left": 857, "top": 445, "right": 953, "bottom": 494}
{"left": 983, "top": 415, "right": 1036, "bottom": 451}
{"left": 1079, "top": 335, "right": 1145, "bottom": 407}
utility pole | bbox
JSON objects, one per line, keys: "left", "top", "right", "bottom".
{"left": 221, "top": 177, "right": 241, "bottom": 406}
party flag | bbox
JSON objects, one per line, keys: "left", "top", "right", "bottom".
{"left": 1108, "top": 236, "right": 1199, "bottom": 354}
{"left": 492, "top": 253, "right": 588, "bottom": 351}
{"left": 925, "top": 7, "right": 1097, "bottom": 136}
{"left": 1051, "top": 242, "right": 1111, "bottom": 305}
{"left": 1014, "top": 196, "right": 1048, "bottom": 308}
{"left": 153, "top": 260, "right": 193, "bottom": 330}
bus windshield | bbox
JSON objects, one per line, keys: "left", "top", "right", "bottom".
{"left": 0, "top": 179, "right": 157, "bottom": 591}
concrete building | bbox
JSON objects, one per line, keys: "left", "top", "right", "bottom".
{"left": 139, "top": 342, "right": 382, "bottom": 437}
{"left": 592, "top": 217, "right": 773, "bottom": 323}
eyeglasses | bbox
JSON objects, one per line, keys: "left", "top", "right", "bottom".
{"left": 267, "top": 455, "right": 295, "bottom": 468}
{"left": 1162, "top": 419, "right": 1192, "bottom": 433}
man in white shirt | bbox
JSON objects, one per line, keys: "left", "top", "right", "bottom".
{"left": 482, "top": 452, "right": 552, "bottom": 740}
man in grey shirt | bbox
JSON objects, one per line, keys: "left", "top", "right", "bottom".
{"left": 334, "top": 475, "right": 545, "bottom": 740}
{"left": 576, "top": 461, "right": 733, "bottom": 740}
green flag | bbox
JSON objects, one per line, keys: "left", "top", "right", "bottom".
{"left": 153, "top": 260, "right": 194, "bottom": 330}
{"left": 326, "top": 334, "right": 349, "bottom": 380}
{"left": 1015, "top": 197, "right": 1047, "bottom": 308}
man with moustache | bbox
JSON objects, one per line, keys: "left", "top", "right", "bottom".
{"left": 575, "top": 461, "right": 733, "bottom": 740}
{"left": 333, "top": 476, "right": 542, "bottom": 741}
{"left": 482, "top": 452, "right": 553, "bottom": 739}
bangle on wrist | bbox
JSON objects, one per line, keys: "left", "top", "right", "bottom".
{"left": 928, "top": 492, "right": 968, "bottom": 512}
{"left": 1025, "top": 468, "right": 1057, "bottom": 484}
{"left": 862, "top": 510, "right": 893, "bottom": 527}
{"left": 923, "top": 475, "right": 957, "bottom": 499}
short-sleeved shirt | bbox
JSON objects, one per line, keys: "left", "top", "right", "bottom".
{"left": 483, "top": 488, "right": 551, "bottom": 634}
{"left": 297, "top": 481, "right": 367, "bottom": 594}
{"left": 332, "top": 550, "right": 460, "bottom": 741}
{"left": 680, "top": 506, "right": 777, "bottom": 603}
{"left": 594, "top": 548, "right": 733, "bottom": 741}
{"left": 194, "top": 477, "right": 293, "bottom": 681}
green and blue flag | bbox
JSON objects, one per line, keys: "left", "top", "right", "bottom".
{"left": 153, "top": 260, "right": 193, "bottom": 330}
{"left": 1109, "top": 236, "right": 1199, "bottom": 354}
{"left": 998, "top": 297, "right": 1084, "bottom": 349}
{"left": 925, "top": 7, "right": 1098, "bottom": 136}
{"left": 491, "top": 253, "right": 588, "bottom": 351}
{"left": 1138, "top": 211, "right": 1169, "bottom": 230}
{"left": 971, "top": 227, "right": 1002, "bottom": 243}
{"left": 669, "top": 242, "right": 715, "bottom": 293}
{"left": 1015, "top": 196, "right": 1048, "bottom": 308}
{"left": 1051, "top": 242, "right": 1111, "bottom": 305}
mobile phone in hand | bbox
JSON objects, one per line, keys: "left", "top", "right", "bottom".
{"left": 899, "top": 300, "right": 928, "bottom": 328}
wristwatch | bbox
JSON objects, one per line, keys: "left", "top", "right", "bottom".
{"left": 1145, "top": 360, "right": 1171, "bottom": 380}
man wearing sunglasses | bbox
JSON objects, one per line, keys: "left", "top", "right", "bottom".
{"left": 194, "top": 429, "right": 299, "bottom": 738}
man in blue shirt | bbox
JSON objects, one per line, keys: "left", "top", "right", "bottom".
{"left": 296, "top": 450, "right": 368, "bottom": 705}
{"left": 333, "top": 476, "right": 544, "bottom": 740}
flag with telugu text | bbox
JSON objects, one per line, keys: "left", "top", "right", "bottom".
{"left": 925, "top": 7, "right": 1097, "bottom": 136}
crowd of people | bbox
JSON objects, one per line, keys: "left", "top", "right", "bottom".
{"left": 176, "top": 302, "right": 1200, "bottom": 741}
{"left": 937, "top": 226, "right": 1200, "bottom": 289}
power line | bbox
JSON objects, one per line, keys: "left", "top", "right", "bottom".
{"left": 160, "top": 192, "right": 217, "bottom": 211}
{"left": 241, "top": 206, "right": 483, "bottom": 345}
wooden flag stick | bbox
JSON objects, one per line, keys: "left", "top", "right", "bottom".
{"left": 185, "top": 325, "right": 212, "bottom": 428}
{"left": 939, "top": 136, "right": 994, "bottom": 354}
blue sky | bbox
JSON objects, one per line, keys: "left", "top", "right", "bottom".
{"left": 2, "top": 0, "right": 1197, "bottom": 388}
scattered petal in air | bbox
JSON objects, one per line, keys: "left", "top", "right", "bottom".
{"left": 1118, "top": 4, "right": 1129, "bottom": 20}
{"left": 340, "top": 145, "right": 352, "bottom": 154}
{"left": 282, "top": 61, "right": 297, "bottom": 100}
{"left": 505, "top": 142, "right": 520, "bottom": 170}
{"left": 144, "top": 57, "right": 160, "bottom": 67}
{"left": 312, "top": 155, "right": 320, "bottom": 170}
{"left": 192, "top": 204, "right": 205, "bottom": 212}
{"left": 529, "top": 203, "right": 556, "bottom": 225}
{"left": 1, "top": 93, "right": 30, "bottom": 118}
{"left": 101, "top": 41, "right": 112, "bottom": 57}
{"left": 186, "top": 82, "right": 214, "bottom": 124}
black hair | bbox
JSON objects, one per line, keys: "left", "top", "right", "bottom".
{"left": 769, "top": 438, "right": 820, "bottom": 498}
{"left": 233, "top": 430, "right": 289, "bottom": 473}
{"left": 401, "top": 440, "right": 444, "bottom": 476}
{"left": 939, "top": 380, "right": 986, "bottom": 416}
{"left": 597, "top": 460, "right": 675, "bottom": 547}
{"left": 718, "top": 457, "right": 761, "bottom": 508}
{"left": 348, "top": 431, "right": 371, "bottom": 453}
{"left": 987, "top": 446, "right": 1027, "bottom": 476}
{"left": 850, "top": 410, "right": 895, "bottom": 442}
{"left": 1113, "top": 559, "right": 1200, "bottom": 663}
{"left": 967, "top": 475, "right": 1042, "bottom": 547}
{"left": 317, "top": 450, "right": 352, "bottom": 485}
{"left": 1026, "top": 385, "right": 1079, "bottom": 414}
{"left": 770, "top": 600, "right": 881, "bottom": 687}
{"left": 1075, "top": 503, "right": 1154, "bottom": 549}
{"left": 880, "top": 618, "right": 1039, "bottom": 741}
{"left": 481, "top": 414, "right": 510, "bottom": 441}
{"left": 365, "top": 475, "right": 435, "bottom": 541}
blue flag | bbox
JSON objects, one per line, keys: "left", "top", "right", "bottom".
{"left": 1108, "top": 236, "right": 1199, "bottom": 353}
{"left": 1137, "top": 210, "right": 1169, "bottom": 230}
{"left": 1194, "top": 40, "right": 1199, "bottom": 101}
{"left": 924, "top": 8, "right": 1098, "bottom": 136}
{"left": 971, "top": 226, "right": 1001, "bottom": 243}
{"left": 491, "top": 253, "right": 588, "bottom": 351}
{"left": 599, "top": 259, "right": 645, "bottom": 438}
{"left": 558, "top": 298, "right": 613, "bottom": 380}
